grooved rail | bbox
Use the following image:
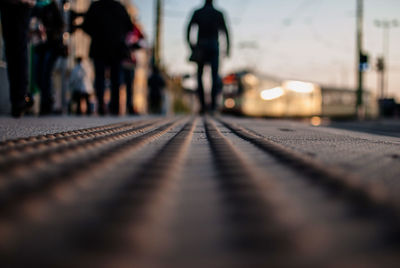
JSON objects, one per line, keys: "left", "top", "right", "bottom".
{"left": 0, "top": 116, "right": 399, "bottom": 268}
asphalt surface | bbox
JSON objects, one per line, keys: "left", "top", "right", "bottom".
{"left": 328, "top": 119, "right": 400, "bottom": 138}
{"left": 0, "top": 115, "right": 399, "bottom": 267}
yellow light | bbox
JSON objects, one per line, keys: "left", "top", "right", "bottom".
{"left": 260, "top": 87, "right": 284, "bottom": 100}
{"left": 284, "top": 81, "right": 315, "bottom": 93}
{"left": 224, "top": 98, "right": 235, "bottom": 109}
{"left": 242, "top": 74, "right": 259, "bottom": 87}
{"left": 310, "top": 116, "right": 322, "bottom": 126}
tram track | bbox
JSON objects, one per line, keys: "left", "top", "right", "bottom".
{"left": 215, "top": 116, "right": 400, "bottom": 267}
{"left": 0, "top": 118, "right": 181, "bottom": 212}
{"left": 0, "top": 116, "right": 399, "bottom": 267}
{"left": 204, "top": 117, "right": 297, "bottom": 267}
{"left": 0, "top": 119, "right": 161, "bottom": 169}
{"left": 0, "top": 121, "right": 136, "bottom": 150}
{"left": 217, "top": 117, "right": 400, "bottom": 216}
{"left": 0, "top": 117, "right": 194, "bottom": 267}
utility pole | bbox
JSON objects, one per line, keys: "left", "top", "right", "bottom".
{"left": 154, "top": 0, "right": 163, "bottom": 68}
{"left": 356, "top": 0, "right": 364, "bottom": 117}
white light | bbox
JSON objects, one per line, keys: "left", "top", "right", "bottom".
{"left": 260, "top": 87, "right": 284, "bottom": 100}
{"left": 284, "top": 81, "right": 315, "bottom": 93}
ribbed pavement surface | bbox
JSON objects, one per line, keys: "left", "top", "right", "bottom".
{"left": 0, "top": 116, "right": 400, "bottom": 267}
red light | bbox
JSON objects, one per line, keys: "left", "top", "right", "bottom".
{"left": 223, "top": 74, "right": 237, "bottom": 84}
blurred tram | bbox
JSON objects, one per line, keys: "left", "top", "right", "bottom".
{"left": 222, "top": 71, "right": 378, "bottom": 118}
{"left": 321, "top": 87, "right": 378, "bottom": 118}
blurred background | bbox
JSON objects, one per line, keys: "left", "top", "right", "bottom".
{"left": 1, "top": 0, "right": 399, "bottom": 117}
{"left": 141, "top": 0, "right": 399, "bottom": 95}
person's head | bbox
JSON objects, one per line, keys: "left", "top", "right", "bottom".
{"left": 205, "top": 0, "right": 213, "bottom": 5}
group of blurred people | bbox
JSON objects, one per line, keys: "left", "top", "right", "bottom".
{"left": 81, "top": 0, "right": 142, "bottom": 116}
{"left": 1, "top": 0, "right": 230, "bottom": 117}
{"left": 0, "top": 0, "right": 164, "bottom": 118}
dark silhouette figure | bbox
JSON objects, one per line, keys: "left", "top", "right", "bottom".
{"left": 0, "top": 0, "right": 35, "bottom": 117}
{"left": 148, "top": 65, "right": 165, "bottom": 114}
{"left": 82, "top": 0, "right": 133, "bottom": 115}
{"left": 32, "top": 0, "right": 65, "bottom": 115}
{"left": 186, "top": 0, "right": 230, "bottom": 114}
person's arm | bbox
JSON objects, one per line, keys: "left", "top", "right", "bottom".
{"left": 220, "top": 12, "right": 230, "bottom": 57}
{"left": 186, "top": 12, "right": 196, "bottom": 50}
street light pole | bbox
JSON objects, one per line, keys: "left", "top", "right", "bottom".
{"left": 356, "top": 0, "right": 364, "bottom": 117}
{"left": 154, "top": 0, "right": 163, "bottom": 68}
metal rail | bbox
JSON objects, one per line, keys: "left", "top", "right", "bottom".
{"left": 0, "top": 117, "right": 194, "bottom": 267}
{"left": 0, "top": 118, "right": 182, "bottom": 212}
{"left": 217, "top": 116, "right": 400, "bottom": 267}
{"left": 0, "top": 116, "right": 399, "bottom": 267}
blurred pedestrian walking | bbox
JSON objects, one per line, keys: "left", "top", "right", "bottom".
{"left": 148, "top": 65, "right": 165, "bottom": 114}
{"left": 0, "top": 0, "right": 36, "bottom": 117}
{"left": 69, "top": 57, "right": 94, "bottom": 115}
{"left": 186, "top": 0, "right": 230, "bottom": 114}
{"left": 121, "top": 20, "right": 145, "bottom": 115}
{"left": 31, "top": 0, "right": 65, "bottom": 115}
{"left": 82, "top": 0, "right": 133, "bottom": 116}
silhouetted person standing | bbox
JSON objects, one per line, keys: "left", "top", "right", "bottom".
{"left": 82, "top": 0, "right": 132, "bottom": 115}
{"left": 186, "top": 0, "right": 230, "bottom": 114}
{"left": 0, "top": 0, "right": 35, "bottom": 117}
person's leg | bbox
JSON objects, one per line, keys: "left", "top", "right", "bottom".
{"left": 0, "top": 4, "right": 32, "bottom": 116}
{"left": 84, "top": 93, "right": 92, "bottom": 115}
{"left": 76, "top": 92, "right": 82, "bottom": 115}
{"left": 109, "top": 61, "right": 122, "bottom": 115}
{"left": 70, "top": 90, "right": 79, "bottom": 114}
{"left": 40, "top": 48, "right": 59, "bottom": 115}
{"left": 196, "top": 62, "right": 206, "bottom": 113}
{"left": 211, "top": 51, "right": 221, "bottom": 112}
{"left": 68, "top": 91, "right": 74, "bottom": 115}
{"left": 125, "top": 67, "right": 135, "bottom": 114}
{"left": 155, "top": 96, "right": 162, "bottom": 114}
{"left": 94, "top": 59, "right": 106, "bottom": 115}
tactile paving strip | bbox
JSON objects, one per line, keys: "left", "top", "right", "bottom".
{"left": 0, "top": 116, "right": 400, "bottom": 267}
